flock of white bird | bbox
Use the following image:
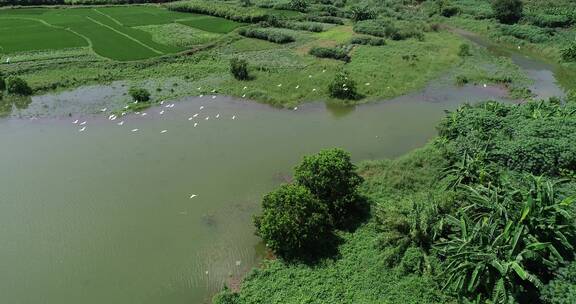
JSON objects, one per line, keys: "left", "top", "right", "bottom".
{"left": 72, "top": 93, "right": 239, "bottom": 134}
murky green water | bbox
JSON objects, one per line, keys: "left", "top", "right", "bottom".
{"left": 0, "top": 34, "right": 569, "bottom": 303}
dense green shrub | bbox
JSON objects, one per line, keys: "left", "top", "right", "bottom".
{"left": 458, "top": 43, "right": 471, "bottom": 57}
{"left": 499, "top": 24, "right": 551, "bottom": 43}
{"left": 350, "top": 36, "right": 386, "bottom": 46}
{"left": 212, "top": 287, "right": 239, "bottom": 304}
{"left": 541, "top": 262, "right": 576, "bottom": 304}
{"left": 353, "top": 19, "right": 424, "bottom": 41}
{"left": 437, "top": 100, "right": 576, "bottom": 176}
{"left": 254, "top": 184, "right": 331, "bottom": 258}
{"left": 289, "top": 0, "right": 308, "bottom": 12}
{"left": 166, "top": 0, "right": 267, "bottom": 23}
{"left": 440, "top": 5, "right": 460, "bottom": 17}
{"left": 525, "top": 12, "right": 573, "bottom": 28}
{"left": 0, "top": 75, "right": 5, "bottom": 91}
{"left": 230, "top": 58, "right": 249, "bottom": 80}
{"left": 561, "top": 43, "right": 576, "bottom": 62}
{"left": 128, "top": 87, "right": 150, "bottom": 102}
{"left": 309, "top": 46, "right": 350, "bottom": 61}
{"left": 302, "top": 14, "right": 344, "bottom": 25}
{"left": 238, "top": 27, "right": 295, "bottom": 43}
{"left": 294, "top": 148, "right": 363, "bottom": 223}
{"left": 6, "top": 76, "right": 32, "bottom": 95}
{"left": 349, "top": 5, "right": 376, "bottom": 22}
{"left": 283, "top": 21, "right": 324, "bottom": 32}
{"left": 491, "top": 0, "right": 523, "bottom": 24}
{"left": 328, "top": 71, "right": 360, "bottom": 100}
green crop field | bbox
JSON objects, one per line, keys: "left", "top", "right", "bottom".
{"left": 0, "top": 6, "right": 243, "bottom": 61}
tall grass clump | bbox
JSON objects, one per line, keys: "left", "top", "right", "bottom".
{"left": 309, "top": 46, "right": 350, "bottom": 62}
{"left": 238, "top": 27, "right": 295, "bottom": 43}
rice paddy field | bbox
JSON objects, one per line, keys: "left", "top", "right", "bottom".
{"left": 0, "top": 6, "right": 243, "bottom": 61}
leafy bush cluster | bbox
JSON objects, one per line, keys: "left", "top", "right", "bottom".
{"left": 328, "top": 70, "right": 360, "bottom": 100}
{"left": 561, "top": 43, "right": 576, "bottom": 62}
{"left": 166, "top": 0, "right": 268, "bottom": 23}
{"left": 128, "top": 87, "right": 151, "bottom": 102}
{"left": 282, "top": 21, "right": 324, "bottom": 32}
{"left": 437, "top": 100, "right": 576, "bottom": 176}
{"left": 230, "top": 58, "right": 249, "bottom": 80}
{"left": 300, "top": 14, "right": 344, "bottom": 25}
{"left": 309, "top": 46, "right": 350, "bottom": 61}
{"left": 350, "top": 36, "right": 386, "bottom": 46}
{"left": 6, "top": 76, "right": 32, "bottom": 96}
{"left": 353, "top": 19, "right": 424, "bottom": 41}
{"left": 376, "top": 100, "right": 576, "bottom": 303}
{"left": 348, "top": 5, "right": 376, "bottom": 22}
{"left": 238, "top": 27, "right": 295, "bottom": 43}
{"left": 491, "top": 0, "right": 523, "bottom": 24}
{"left": 254, "top": 148, "right": 364, "bottom": 259}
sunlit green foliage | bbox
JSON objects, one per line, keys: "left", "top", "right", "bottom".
{"left": 254, "top": 184, "right": 331, "bottom": 259}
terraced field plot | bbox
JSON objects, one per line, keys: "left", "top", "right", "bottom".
{"left": 0, "top": 6, "right": 244, "bottom": 61}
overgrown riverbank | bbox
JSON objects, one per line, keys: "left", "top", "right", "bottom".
{"left": 216, "top": 93, "right": 576, "bottom": 304}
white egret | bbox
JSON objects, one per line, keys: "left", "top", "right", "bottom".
{"left": 80, "top": 121, "right": 87, "bottom": 125}
{"left": 188, "top": 117, "right": 193, "bottom": 121}
{"left": 131, "top": 128, "right": 139, "bottom": 132}
{"left": 232, "top": 115, "right": 236, "bottom": 120}
{"left": 205, "top": 116, "right": 210, "bottom": 120}
{"left": 121, "top": 112, "right": 126, "bottom": 116}
{"left": 160, "top": 130, "right": 167, "bottom": 134}
{"left": 73, "top": 119, "right": 78, "bottom": 124}
{"left": 242, "top": 94, "right": 246, "bottom": 98}
{"left": 101, "top": 108, "right": 107, "bottom": 112}
{"left": 295, "top": 85, "right": 300, "bottom": 89}
{"left": 199, "top": 94, "right": 204, "bottom": 98}
{"left": 124, "top": 105, "right": 129, "bottom": 109}
{"left": 312, "top": 88, "right": 317, "bottom": 92}
{"left": 194, "top": 123, "right": 198, "bottom": 127}
{"left": 141, "top": 112, "right": 147, "bottom": 116}
{"left": 243, "top": 86, "right": 247, "bottom": 90}
{"left": 193, "top": 113, "right": 199, "bottom": 118}
{"left": 365, "top": 82, "right": 370, "bottom": 86}
{"left": 160, "top": 100, "right": 165, "bottom": 105}
{"left": 215, "top": 114, "right": 220, "bottom": 118}
{"left": 277, "top": 84, "right": 282, "bottom": 87}
{"left": 190, "top": 194, "right": 197, "bottom": 198}
{"left": 79, "top": 127, "right": 86, "bottom": 132}
{"left": 483, "top": 83, "right": 487, "bottom": 88}
{"left": 159, "top": 110, "right": 164, "bottom": 115}
{"left": 211, "top": 89, "right": 216, "bottom": 93}
{"left": 211, "top": 95, "right": 216, "bottom": 99}
{"left": 293, "top": 107, "right": 298, "bottom": 111}
{"left": 199, "top": 106, "right": 204, "bottom": 110}
{"left": 117, "top": 121, "right": 124, "bottom": 126}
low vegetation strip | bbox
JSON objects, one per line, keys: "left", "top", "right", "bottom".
{"left": 238, "top": 27, "right": 295, "bottom": 44}
{"left": 166, "top": 0, "right": 268, "bottom": 23}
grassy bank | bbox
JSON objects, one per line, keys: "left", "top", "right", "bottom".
{"left": 216, "top": 95, "right": 576, "bottom": 303}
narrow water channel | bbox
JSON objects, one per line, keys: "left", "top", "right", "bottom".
{"left": 0, "top": 34, "right": 569, "bottom": 303}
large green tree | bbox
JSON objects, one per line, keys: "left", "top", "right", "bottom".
{"left": 254, "top": 184, "right": 331, "bottom": 258}
{"left": 294, "top": 148, "right": 363, "bottom": 224}
{"left": 491, "top": 0, "right": 523, "bottom": 24}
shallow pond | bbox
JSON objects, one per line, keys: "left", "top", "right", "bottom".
{"left": 0, "top": 34, "right": 570, "bottom": 303}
